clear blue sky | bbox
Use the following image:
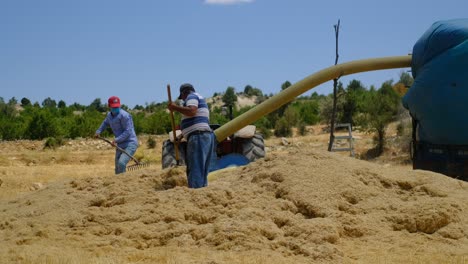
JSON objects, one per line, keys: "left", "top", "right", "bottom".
{"left": 1, "top": 0, "right": 467, "bottom": 108}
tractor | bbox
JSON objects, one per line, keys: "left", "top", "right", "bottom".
{"left": 162, "top": 124, "right": 265, "bottom": 170}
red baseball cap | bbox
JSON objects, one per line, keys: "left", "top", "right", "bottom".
{"left": 108, "top": 96, "right": 121, "bottom": 108}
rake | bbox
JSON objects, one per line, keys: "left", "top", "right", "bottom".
{"left": 98, "top": 136, "right": 150, "bottom": 171}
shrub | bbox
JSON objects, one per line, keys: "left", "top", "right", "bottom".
{"left": 26, "top": 110, "right": 60, "bottom": 140}
{"left": 274, "top": 118, "right": 292, "bottom": 137}
{"left": 298, "top": 122, "right": 307, "bottom": 136}
{"left": 258, "top": 126, "right": 272, "bottom": 139}
{"left": 44, "top": 137, "right": 65, "bottom": 150}
{"left": 147, "top": 137, "right": 157, "bottom": 149}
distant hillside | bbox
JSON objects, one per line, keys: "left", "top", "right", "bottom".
{"left": 206, "top": 94, "right": 258, "bottom": 110}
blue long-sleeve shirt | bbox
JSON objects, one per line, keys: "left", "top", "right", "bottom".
{"left": 96, "top": 109, "right": 138, "bottom": 148}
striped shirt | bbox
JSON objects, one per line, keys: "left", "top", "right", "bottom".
{"left": 181, "top": 92, "right": 211, "bottom": 138}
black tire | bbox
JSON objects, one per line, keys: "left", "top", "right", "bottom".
{"left": 241, "top": 133, "right": 265, "bottom": 162}
{"left": 162, "top": 140, "right": 186, "bottom": 169}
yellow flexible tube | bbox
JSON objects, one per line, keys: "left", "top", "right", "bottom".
{"left": 214, "top": 55, "right": 412, "bottom": 142}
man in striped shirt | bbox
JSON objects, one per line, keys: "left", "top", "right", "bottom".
{"left": 168, "top": 83, "right": 216, "bottom": 188}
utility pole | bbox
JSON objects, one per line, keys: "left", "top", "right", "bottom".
{"left": 328, "top": 19, "right": 341, "bottom": 151}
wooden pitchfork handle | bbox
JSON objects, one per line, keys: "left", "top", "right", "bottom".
{"left": 98, "top": 136, "right": 140, "bottom": 164}
{"left": 167, "top": 84, "right": 180, "bottom": 164}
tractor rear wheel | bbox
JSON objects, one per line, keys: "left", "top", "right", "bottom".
{"left": 162, "top": 140, "right": 186, "bottom": 169}
{"left": 241, "top": 133, "right": 265, "bottom": 162}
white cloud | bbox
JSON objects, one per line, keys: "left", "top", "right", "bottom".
{"left": 204, "top": 0, "right": 254, "bottom": 5}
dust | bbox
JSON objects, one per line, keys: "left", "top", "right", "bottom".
{"left": 0, "top": 142, "right": 467, "bottom": 263}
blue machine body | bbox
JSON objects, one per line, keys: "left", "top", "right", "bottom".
{"left": 403, "top": 19, "right": 468, "bottom": 145}
{"left": 212, "top": 153, "right": 250, "bottom": 171}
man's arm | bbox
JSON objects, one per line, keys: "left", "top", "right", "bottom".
{"left": 95, "top": 115, "right": 109, "bottom": 137}
{"left": 168, "top": 102, "right": 197, "bottom": 117}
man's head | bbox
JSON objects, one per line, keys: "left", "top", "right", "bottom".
{"left": 178, "top": 83, "right": 195, "bottom": 100}
{"left": 108, "top": 96, "right": 121, "bottom": 108}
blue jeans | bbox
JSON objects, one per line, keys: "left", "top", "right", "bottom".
{"left": 186, "top": 132, "right": 216, "bottom": 188}
{"left": 115, "top": 143, "right": 138, "bottom": 174}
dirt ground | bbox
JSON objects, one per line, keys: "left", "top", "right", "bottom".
{"left": 0, "top": 126, "right": 467, "bottom": 264}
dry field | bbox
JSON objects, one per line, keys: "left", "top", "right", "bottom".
{"left": 0, "top": 127, "right": 467, "bottom": 264}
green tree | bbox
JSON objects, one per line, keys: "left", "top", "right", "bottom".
{"left": 320, "top": 84, "right": 345, "bottom": 125}
{"left": 222, "top": 86, "right": 237, "bottom": 120}
{"left": 8, "top": 97, "right": 18, "bottom": 105}
{"left": 142, "top": 111, "right": 172, "bottom": 135}
{"left": 296, "top": 100, "right": 320, "bottom": 125}
{"left": 25, "top": 109, "right": 59, "bottom": 139}
{"left": 393, "top": 71, "right": 414, "bottom": 96}
{"left": 243, "top": 85, "right": 263, "bottom": 97}
{"left": 68, "top": 110, "right": 104, "bottom": 139}
{"left": 21, "top": 97, "right": 31, "bottom": 107}
{"left": 89, "top": 98, "right": 106, "bottom": 112}
{"left": 0, "top": 117, "right": 23, "bottom": 140}
{"left": 398, "top": 71, "right": 414, "bottom": 87}
{"left": 342, "top": 79, "right": 366, "bottom": 126}
{"left": 281, "top": 81, "right": 292, "bottom": 91}
{"left": 222, "top": 86, "right": 237, "bottom": 107}
{"left": 132, "top": 111, "right": 146, "bottom": 134}
{"left": 251, "top": 87, "right": 263, "bottom": 97}
{"left": 276, "top": 81, "right": 293, "bottom": 117}
{"left": 68, "top": 102, "right": 85, "bottom": 111}
{"left": 210, "top": 106, "right": 230, "bottom": 125}
{"left": 244, "top": 85, "right": 253, "bottom": 96}
{"left": 357, "top": 81, "right": 400, "bottom": 155}
{"left": 42, "top": 97, "right": 57, "bottom": 108}
{"left": 133, "top": 104, "right": 144, "bottom": 111}
{"left": 58, "top": 100, "right": 67, "bottom": 108}
{"left": 0, "top": 99, "right": 17, "bottom": 118}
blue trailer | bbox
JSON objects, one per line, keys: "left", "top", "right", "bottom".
{"left": 403, "top": 19, "right": 468, "bottom": 181}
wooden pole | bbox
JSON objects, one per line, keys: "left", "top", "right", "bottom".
{"left": 167, "top": 84, "right": 180, "bottom": 165}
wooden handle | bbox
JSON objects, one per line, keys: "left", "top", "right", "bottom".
{"left": 98, "top": 136, "right": 140, "bottom": 164}
{"left": 167, "top": 84, "right": 180, "bottom": 163}
{"left": 167, "top": 84, "right": 173, "bottom": 102}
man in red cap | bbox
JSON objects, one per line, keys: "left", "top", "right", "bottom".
{"left": 95, "top": 96, "right": 139, "bottom": 174}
